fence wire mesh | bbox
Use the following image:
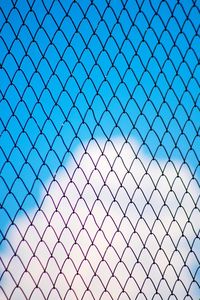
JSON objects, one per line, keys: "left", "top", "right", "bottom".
{"left": 0, "top": 0, "right": 200, "bottom": 299}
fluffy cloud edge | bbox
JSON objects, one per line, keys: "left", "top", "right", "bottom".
{"left": 0, "top": 138, "right": 199, "bottom": 300}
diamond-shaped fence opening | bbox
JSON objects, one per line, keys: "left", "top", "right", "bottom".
{"left": 0, "top": 1, "right": 199, "bottom": 299}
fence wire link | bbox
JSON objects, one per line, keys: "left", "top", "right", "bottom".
{"left": 0, "top": 0, "right": 200, "bottom": 299}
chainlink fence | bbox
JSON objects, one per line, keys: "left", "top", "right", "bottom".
{"left": 0, "top": 0, "right": 200, "bottom": 299}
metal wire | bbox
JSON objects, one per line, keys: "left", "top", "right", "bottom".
{"left": 0, "top": 0, "right": 199, "bottom": 299}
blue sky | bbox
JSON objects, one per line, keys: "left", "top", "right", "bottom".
{"left": 0, "top": 0, "right": 199, "bottom": 290}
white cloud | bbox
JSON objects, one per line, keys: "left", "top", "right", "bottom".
{"left": 0, "top": 138, "right": 199, "bottom": 300}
